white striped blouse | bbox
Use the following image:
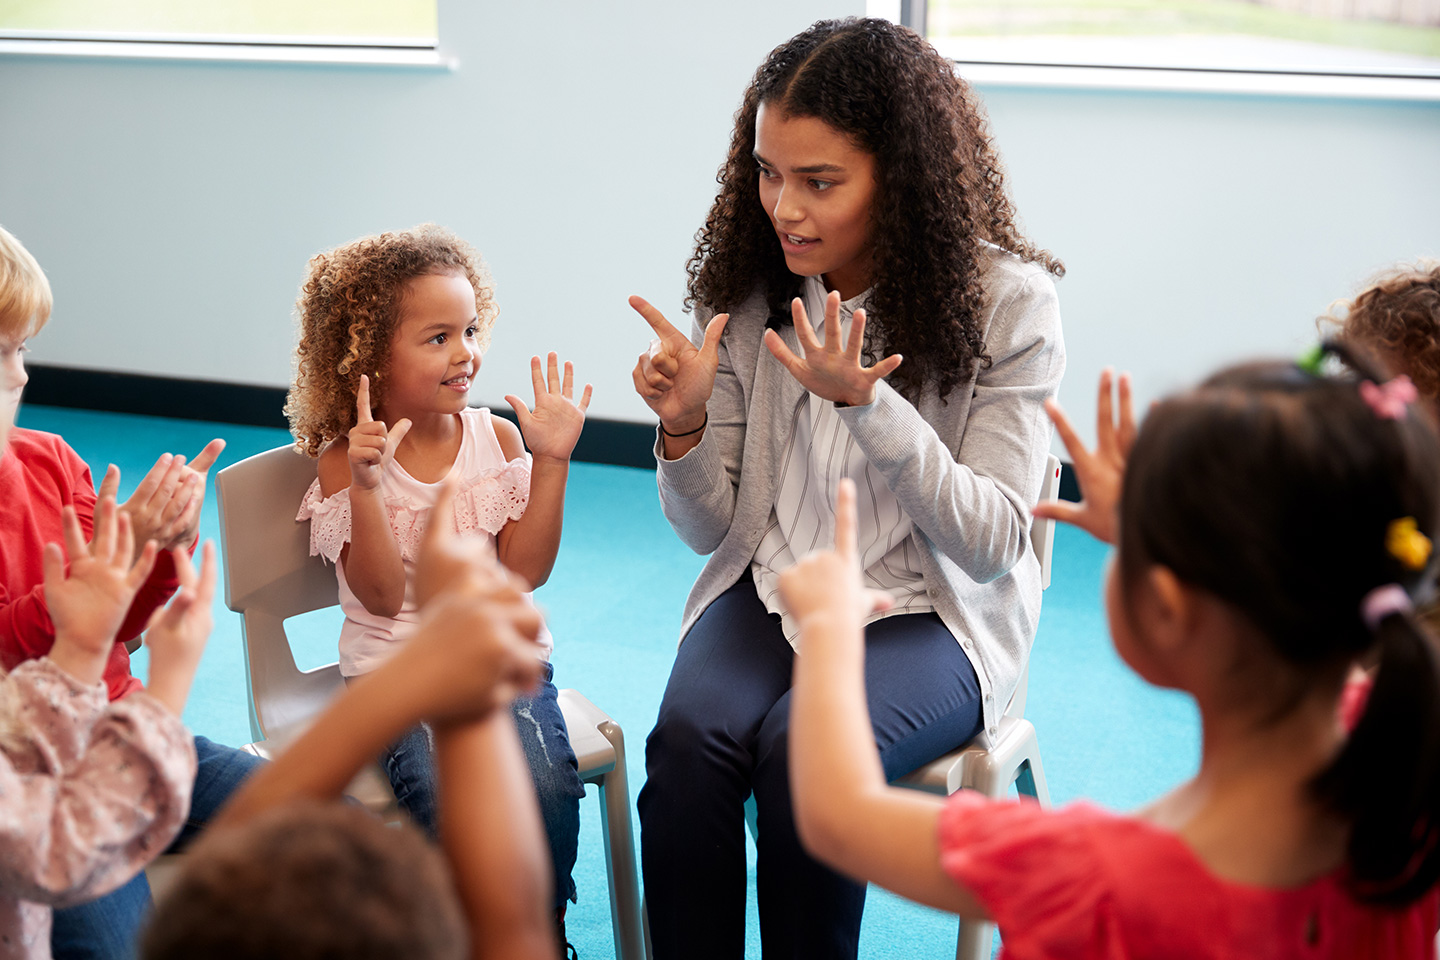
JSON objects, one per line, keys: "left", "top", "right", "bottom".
{"left": 750, "top": 275, "right": 936, "bottom": 646}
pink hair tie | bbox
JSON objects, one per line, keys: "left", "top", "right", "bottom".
{"left": 1361, "top": 583, "right": 1412, "bottom": 632}
{"left": 1358, "top": 375, "right": 1418, "bottom": 420}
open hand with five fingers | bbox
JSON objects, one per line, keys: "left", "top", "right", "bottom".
{"left": 348, "top": 373, "right": 412, "bottom": 492}
{"left": 397, "top": 479, "right": 547, "bottom": 725}
{"left": 504, "top": 352, "right": 592, "bottom": 463}
{"left": 1032, "top": 368, "right": 1136, "bottom": 546}
{"left": 629, "top": 295, "right": 730, "bottom": 436}
{"left": 764, "top": 291, "right": 902, "bottom": 408}
{"left": 778, "top": 478, "right": 894, "bottom": 633}
{"left": 142, "top": 541, "right": 218, "bottom": 717}
{"left": 105, "top": 437, "right": 226, "bottom": 558}
{"left": 42, "top": 492, "right": 159, "bottom": 687}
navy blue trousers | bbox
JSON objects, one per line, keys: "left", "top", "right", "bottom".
{"left": 639, "top": 579, "right": 983, "bottom": 960}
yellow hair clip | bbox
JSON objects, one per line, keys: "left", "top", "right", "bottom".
{"left": 1387, "top": 517, "right": 1433, "bottom": 571}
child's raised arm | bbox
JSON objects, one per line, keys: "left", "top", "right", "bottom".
{"left": 783, "top": 478, "right": 989, "bottom": 919}
{"left": 497, "top": 352, "right": 591, "bottom": 589}
{"left": 318, "top": 373, "right": 412, "bottom": 617}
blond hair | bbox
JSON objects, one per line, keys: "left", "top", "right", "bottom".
{"left": 0, "top": 225, "right": 52, "bottom": 340}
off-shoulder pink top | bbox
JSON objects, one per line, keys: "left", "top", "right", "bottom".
{"left": 297, "top": 407, "right": 552, "bottom": 677}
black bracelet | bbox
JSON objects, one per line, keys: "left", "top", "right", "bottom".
{"left": 660, "top": 413, "right": 708, "bottom": 438}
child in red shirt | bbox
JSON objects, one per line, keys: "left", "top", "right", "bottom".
{"left": 784, "top": 349, "right": 1440, "bottom": 958}
{"left": 0, "top": 223, "right": 263, "bottom": 960}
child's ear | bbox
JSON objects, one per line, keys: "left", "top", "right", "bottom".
{"left": 1144, "top": 565, "right": 1196, "bottom": 655}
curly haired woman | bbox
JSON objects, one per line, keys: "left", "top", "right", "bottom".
{"left": 629, "top": 18, "right": 1065, "bottom": 959}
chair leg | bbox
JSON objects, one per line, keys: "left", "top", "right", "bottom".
{"left": 956, "top": 918, "right": 995, "bottom": 960}
{"left": 596, "top": 720, "right": 646, "bottom": 960}
{"left": 1015, "top": 752, "right": 1051, "bottom": 806}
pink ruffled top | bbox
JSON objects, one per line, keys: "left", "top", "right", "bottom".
{"left": 297, "top": 407, "right": 552, "bottom": 677}
{"left": 938, "top": 792, "right": 1439, "bottom": 960}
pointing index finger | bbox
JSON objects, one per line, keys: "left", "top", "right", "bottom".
{"left": 835, "top": 478, "right": 859, "bottom": 564}
{"left": 629, "top": 295, "right": 682, "bottom": 341}
{"left": 356, "top": 374, "right": 373, "bottom": 425}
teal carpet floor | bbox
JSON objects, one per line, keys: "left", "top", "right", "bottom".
{"left": 16, "top": 404, "right": 1201, "bottom": 960}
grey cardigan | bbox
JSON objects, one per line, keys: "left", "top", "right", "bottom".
{"left": 654, "top": 246, "right": 1065, "bottom": 741}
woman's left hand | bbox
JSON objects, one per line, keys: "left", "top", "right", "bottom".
{"left": 763, "top": 291, "right": 902, "bottom": 407}
{"left": 505, "top": 353, "right": 593, "bottom": 462}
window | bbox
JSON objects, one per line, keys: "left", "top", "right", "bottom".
{"left": 920, "top": 0, "right": 1440, "bottom": 79}
{"left": 0, "top": 0, "right": 439, "bottom": 63}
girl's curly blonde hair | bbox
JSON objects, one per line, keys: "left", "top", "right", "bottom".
{"left": 1325, "top": 260, "right": 1440, "bottom": 403}
{"left": 285, "top": 224, "right": 497, "bottom": 457}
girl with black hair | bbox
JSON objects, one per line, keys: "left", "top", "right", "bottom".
{"left": 629, "top": 17, "right": 1064, "bottom": 957}
{"left": 784, "top": 354, "right": 1440, "bottom": 958}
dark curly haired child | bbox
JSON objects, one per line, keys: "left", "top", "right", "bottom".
{"left": 285, "top": 224, "right": 591, "bottom": 947}
{"left": 1328, "top": 260, "right": 1440, "bottom": 418}
{"left": 628, "top": 18, "right": 1064, "bottom": 958}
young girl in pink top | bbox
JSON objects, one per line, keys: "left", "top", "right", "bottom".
{"left": 286, "top": 225, "right": 591, "bottom": 940}
{"left": 783, "top": 346, "right": 1440, "bottom": 958}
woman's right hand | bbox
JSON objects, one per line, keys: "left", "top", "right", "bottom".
{"left": 629, "top": 295, "right": 729, "bottom": 434}
{"left": 348, "top": 373, "right": 411, "bottom": 492}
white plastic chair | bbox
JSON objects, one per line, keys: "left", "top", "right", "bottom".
{"left": 890, "top": 452, "right": 1061, "bottom": 960}
{"left": 214, "top": 444, "right": 645, "bottom": 960}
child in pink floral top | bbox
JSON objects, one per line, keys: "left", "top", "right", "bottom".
{"left": 0, "top": 462, "right": 213, "bottom": 958}
{"left": 783, "top": 352, "right": 1440, "bottom": 959}
{"left": 285, "top": 225, "right": 591, "bottom": 934}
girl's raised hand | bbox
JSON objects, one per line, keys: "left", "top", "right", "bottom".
{"left": 348, "top": 373, "right": 412, "bottom": 491}
{"left": 142, "top": 541, "right": 217, "bottom": 717}
{"left": 630, "top": 295, "right": 729, "bottom": 434}
{"left": 43, "top": 493, "right": 159, "bottom": 686}
{"left": 779, "top": 478, "right": 894, "bottom": 631}
{"left": 1032, "top": 368, "right": 1136, "bottom": 546}
{"left": 764, "top": 292, "right": 902, "bottom": 407}
{"left": 504, "top": 353, "right": 592, "bottom": 462}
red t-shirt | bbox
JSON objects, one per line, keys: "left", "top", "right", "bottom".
{"left": 0, "top": 428, "right": 180, "bottom": 700}
{"left": 939, "top": 792, "right": 1438, "bottom": 959}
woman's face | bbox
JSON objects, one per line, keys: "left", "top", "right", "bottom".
{"left": 754, "top": 102, "right": 877, "bottom": 300}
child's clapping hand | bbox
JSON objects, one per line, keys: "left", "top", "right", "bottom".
{"left": 104, "top": 439, "right": 226, "bottom": 557}
{"left": 142, "top": 542, "right": 217, "bottom": 717}
{"left": 504, "top": 353, "right": 592, "bottom": 463}
{"left": 42, "top": 493, "right": 158, "bottom": 687}
{"left": 779, "top": 478, "right": 894, "bottom": 633}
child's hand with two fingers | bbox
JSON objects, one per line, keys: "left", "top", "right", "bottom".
{"left": 1033, "top": 368, "right": 1136, "bottom": 546}
{"left": 142, "top": 541, "right": 218, "bottom": 717}
{"left": 504, "top": 352, "right": 592, "bottom": 464}
{"left": 347, "top": 373, "right": 412, "bottom": 492}
{"left": 41, "top": 492, "right": 158, "bottom": 687}
{"left": 778, "top": 478, "right": 895, "bottom": 636}
{"left": 395, "top": 479, "right": 547, "bottom": 725}
{"left": 107, "top": 438, "right": 226, "bottom": 557}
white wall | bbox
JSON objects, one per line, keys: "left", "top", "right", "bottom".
{"left": 2, "top": 9, "right": 1438, "bottom": 442}
{"left": 0, "top": 0, "right": 860, "bottom": 423}
{"left": 973, "top": 81, "right": 1440, "bottom": 444}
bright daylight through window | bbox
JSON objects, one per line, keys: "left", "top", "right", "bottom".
{"left": 924, "top": 0, "right": 1440, "bottom": 78}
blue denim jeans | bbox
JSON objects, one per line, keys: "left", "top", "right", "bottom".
{"left": 50, "top": 735, "right": 265, "bottom": 960}
{"left": 381, "top": 662, "right": 584, "bottom": 908}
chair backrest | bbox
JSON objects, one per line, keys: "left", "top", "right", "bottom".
{"left": 1008, "top": 453, "right": 1064, "bottom": 720}
{"left": 216, "top": 444, "right": 345, "bottom": 744}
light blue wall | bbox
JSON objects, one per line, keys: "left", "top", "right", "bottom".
{"left": 0, "top": 0, "right": 861, "bottom": 423}
{"left": 2, "top": 8, "right": 1438, "bottom": 436}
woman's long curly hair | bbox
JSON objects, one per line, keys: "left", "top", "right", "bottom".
{"left": 285, "top": 225, "right": 497, "bottom": 458}
{"left": 687, "top": 17, "right": 1062, "bottom": 402}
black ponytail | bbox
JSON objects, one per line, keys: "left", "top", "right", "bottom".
{"left": 1313, "top": 609, "right": 1440, "bottom": 904}
{"left": 1119, "top": 345, "right": 1440, "bottom": 905}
